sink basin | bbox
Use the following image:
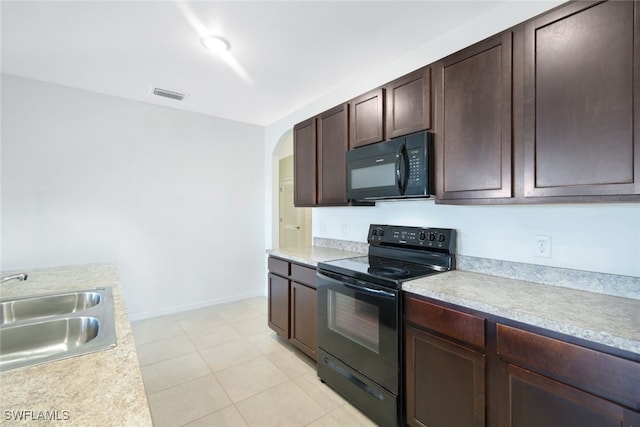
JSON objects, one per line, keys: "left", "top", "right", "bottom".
{"left": 0, "top": 317, "right": 100, "bottom": 367}
{"left": 0, "top": 287, "right": 117, "bottom": 372}
{"left": 0, "top": 291, "right": 101, "bottom": 325}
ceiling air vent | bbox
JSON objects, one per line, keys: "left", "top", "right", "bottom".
{"left": 152, "top": 87, "right": 186, "bottom": 101}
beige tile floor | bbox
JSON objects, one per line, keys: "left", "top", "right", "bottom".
{"left": 132, "top": 296, "right": 378, "bottom": 427}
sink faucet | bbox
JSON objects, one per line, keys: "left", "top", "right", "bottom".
{"left": 0, "top": 273, "right": 28, "bottom": 284}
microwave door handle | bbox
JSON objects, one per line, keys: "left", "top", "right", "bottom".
{"left": 395, "top": 142, "right": 409, "bottom": 195}
{"left": 395, "top": 144, "right": 402, "bottom": 194}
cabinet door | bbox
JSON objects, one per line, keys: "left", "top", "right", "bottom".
{"left": 436, "top": 32, "right": 513, "bottom": 200}
{"left": 317, "top": 104, "right": 349, "bottom": 205}
{"left": 349, "top": 88, "right": 385, "bottom": 149}
{"left": 405, "top": 324, "right": 485, "bottom": 427}
{"left": 293, "top": 118, "right": 317, "bottom": 207}
{"left": 501, "top": 364, "right": 630, "bottom": 427}
{"left": 496, "top": 324, "right": 640, "bottom": 411}
{"left": 268, "top": 273, "right": 290, "bottom": 338}
{"left": 290, "top": 282, "right": 317, "bottom": 360}
{"left": 386, "top": 66, "right": 431, "bottom": 138}
{"left": 523, "top": 0, "right": 640, "bottom": 197}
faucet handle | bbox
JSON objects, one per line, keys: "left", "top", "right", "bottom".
{"left": 0, "top": 273, "right": 28, "bottom": 284}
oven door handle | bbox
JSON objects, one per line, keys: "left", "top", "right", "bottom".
{"left": 318, "top": 271, "right": 396, "bottom": 299}
{"left": 344, "top": 282, "right": 396, "bottom": 299}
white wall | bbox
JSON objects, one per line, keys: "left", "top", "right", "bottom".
{"left": 1, "top": 74, "right": 266, "bottom": 319}
{"left": 263, "top": 0, "right": 640, "bottom": 279}
{"left": 313, "top": 201, "right": 640, "bottom": 278}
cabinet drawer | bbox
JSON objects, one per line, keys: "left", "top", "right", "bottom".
{"left": 497, "top": 324, "right": 640, "bottom": 410}
{"left": 291, "top": 263, "right": 317, "bottom": 289}
{"left": 268, "top": 257, "right": 290, "bottom": 277}
{"left": 404, "top": 295, "right": 485, "bottom": 349}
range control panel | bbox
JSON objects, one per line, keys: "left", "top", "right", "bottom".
{"left": 368, "top": 224, "right": 457, "bottom": 253}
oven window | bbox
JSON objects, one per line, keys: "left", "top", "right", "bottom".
{"left": 327, "top": 290, "right": 380, "bottom": 353}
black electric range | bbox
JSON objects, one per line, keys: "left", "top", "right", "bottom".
{"left": 318, "top": 224, "right": 457, "bottom": 289}
{"left": 316, "top": 224, "right": 456, "bottom": 427}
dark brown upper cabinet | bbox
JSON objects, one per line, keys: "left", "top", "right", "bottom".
{"left": 293, "top": 117, "right": 317, "bottom": 207}
{"left": 349, "top": 68, "right": 432, "bottom": 150}
{"left": 293, "top": 104, "right": 349, "bottom": 207}
{"left": 523, "top": 0, "right": 640, "bottom": 198}
{"left": 385, "top": 66, "right": 432, "bottom": 139}
{"left": 349, "top": 88, "right": 385, "bottom": 149}
{"left": 435, "top": 32, "right": 513, "bottom": 201}
{"left": 317, "top": 104, "right": 349, "bottom": 205}
{"left": 296, "top": 0, "right": 640, "bottom": 206}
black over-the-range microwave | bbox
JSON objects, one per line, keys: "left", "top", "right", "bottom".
{"left": 346, "top": 130, "right": 434, "bottom": 201}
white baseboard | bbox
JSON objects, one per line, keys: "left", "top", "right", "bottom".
{"left": 128, "top": 290, "right": 266, "bottom": 321}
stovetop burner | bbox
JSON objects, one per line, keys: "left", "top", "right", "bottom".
{"left": 367, "top": 266, "right": 410, "bottom": 278}
{"left": 318, "top": 255, "right": 447, "bottom": 288}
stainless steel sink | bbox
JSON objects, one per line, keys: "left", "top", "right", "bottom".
{"left": 0, "top": 287, "right": 117, "bottom": 372}
{"left": 0, "top": 290, "right": 101, "bottom": 325}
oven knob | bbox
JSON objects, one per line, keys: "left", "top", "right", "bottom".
{"left": 377, "top": 228, "right": 384, "bottom": 237}
{"left": 428, "top": 232, "right": 436, "bottom": 241}
{"left": 438, "top": 233, "right": 446, "bottom": 242}
{"left": 371, "top": 229, "right": 378, "bottom": 236}
{"left": 418, "top": 231, "right": 426, "bottom": 241}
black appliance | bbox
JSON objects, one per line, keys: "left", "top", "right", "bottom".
{"left": 316, "top": 224, "right": 456, "bottom": 427}
{"left": 346, "top": 131, "right": 433, "bottom": 201}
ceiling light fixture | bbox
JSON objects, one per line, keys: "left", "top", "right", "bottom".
{"left": 201, "top": 35, "right": 230, "bottom": 53}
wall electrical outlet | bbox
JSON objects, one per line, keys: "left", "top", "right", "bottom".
{"left": 319, "top": 223, "right": 327, "bottom": 235}
{"left": 534, "top": 235, "right": 551, "bottom": 258}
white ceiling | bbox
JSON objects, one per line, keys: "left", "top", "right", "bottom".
{"left": 1, "top": 1, "right": 507, "bottom": 126}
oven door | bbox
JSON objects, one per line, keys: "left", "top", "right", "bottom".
{"left": 317, "top": 270, "right": 399, "bottom": 393}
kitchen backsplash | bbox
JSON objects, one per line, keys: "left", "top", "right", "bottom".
{"left": 458, "top": 255, "right": 640, "bottom": 301}
{"left": 314, "top": 237, "right": 640, "bottom": 301}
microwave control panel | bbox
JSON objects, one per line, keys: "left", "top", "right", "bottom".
{"left": 403, "top": 131, "right": 432, "bottom": 195}
{"left": 407, "top": 148, "right": 423, "bottom": 186}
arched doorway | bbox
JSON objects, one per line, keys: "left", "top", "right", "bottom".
{"left": 272, "top": 130, "right": 311, "bottom": 248}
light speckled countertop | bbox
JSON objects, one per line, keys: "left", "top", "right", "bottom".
{"left": 267, "top": 245, "right": 365, "bottom": 267}
{"left": 269, "top": 244, "right": 640, "bottom": 357}
{"left": 0, "top": 263, "right": 152, "bottom": 426}
{"left": 404, "top": 270, "right": 640, "bottom": 356}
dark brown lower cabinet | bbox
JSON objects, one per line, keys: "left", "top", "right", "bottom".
{"left": 497, "top": 323, "right": 640, "bottom": 427}
{"left": 404, "top": 294, "right": 486, "bottom": 427}
{"left": 267, "top": 273, "right": 289, "bottom": 338}
{"left": 267, "top": 256, "right": 317, "bottom": 361}
{"left": 404, "top": 293, "right": 640, "bottom": 427}
{"left": 405, "top": 324, "right": 485, "bottom": 427}
{"left": 290, "top": 281, "right": 317, "bottom": 359}
{"left": 504, "top": 365, "right": 631, "bottom": 427}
